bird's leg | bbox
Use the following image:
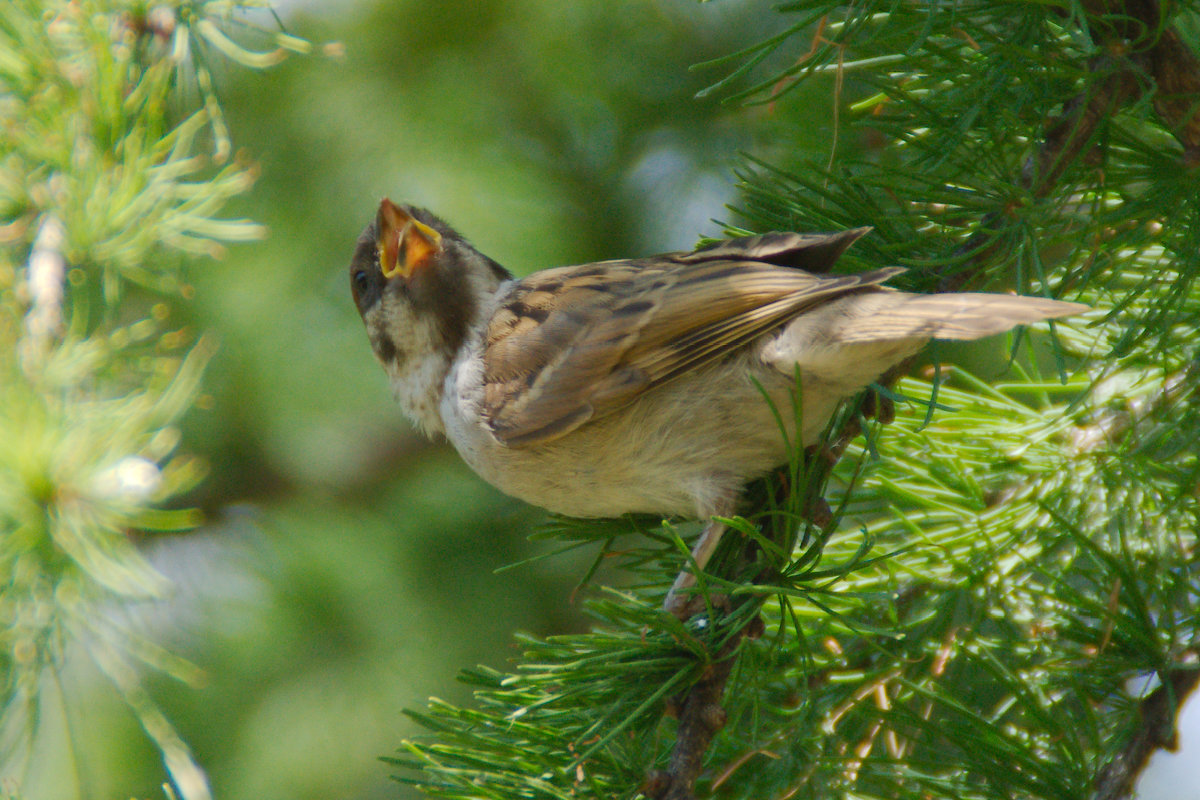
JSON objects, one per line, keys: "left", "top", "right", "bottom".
{"left": 662, "top": 380, "right": 905, "bottom": 620}
{"left": 664, "top": 519, "right": 727, "bottom": 619}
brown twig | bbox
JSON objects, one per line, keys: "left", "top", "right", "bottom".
{"left": 937, "top": 54, "right": 1139, "bottom": 292}
{"left": 1027, "top": 58, "right": 1140, "bottom": 199}
{"left": 642, "top": 616, "right": 762, "bottom": 800}
{"left": 643, "top": 387, "right": 874, "bottom": 800}
{"left": 1081, "top": 0, "right": 1200, "bottom": 154}
{"left": 1146, "top": 27, "right": 1200, "bottom": 158}
{"left": 1092, "top": 657, "right": 1200, "bottom": 800}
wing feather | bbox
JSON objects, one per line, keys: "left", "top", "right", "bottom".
{"left": 482, "top": 231, "right": 900, "bottom": 447}
{"left": 682, "top": 227, "right": 872, "bottom": 272}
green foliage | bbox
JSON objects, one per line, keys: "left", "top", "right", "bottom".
{"left": 0, "top": 2, "right": 306, "bottom": 798}
{"left": 4, "top": 2, "right": 1197, "bottom": 799}
{"left": 394, "top": 3, "right": 1200, "bottom": 800}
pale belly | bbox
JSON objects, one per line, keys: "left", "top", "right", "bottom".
{"left": 440, "top": 353, "right": 843, "bottom": 520}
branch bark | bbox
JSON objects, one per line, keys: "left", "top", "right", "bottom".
{"left": 642, "top": 617, "right": 762, "bottom": 800}
{"left": 1092, "top": 658, "right": 1200, "bottom": 800}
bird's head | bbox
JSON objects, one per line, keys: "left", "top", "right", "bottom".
{"left": 349, "top": 199, "right": 510, "bottom": 373}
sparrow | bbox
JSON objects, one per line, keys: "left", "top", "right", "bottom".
{"left": 350, "top": 199, "right": 1086, "bottom": 616}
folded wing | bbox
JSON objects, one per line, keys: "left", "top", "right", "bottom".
{"left": 482, "top": 230, "right": 892, "bottom": 446}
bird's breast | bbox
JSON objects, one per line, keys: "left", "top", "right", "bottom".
{"left": 440, "top": 348, "right": 831, "bottom": 520}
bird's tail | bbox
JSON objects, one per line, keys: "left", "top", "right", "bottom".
{"left": 834, "top": 293, "right": 1088, "bottom": 343}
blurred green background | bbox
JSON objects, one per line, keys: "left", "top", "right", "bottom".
{"left": 39, "top": 3, "right": 843, "bottom": 799}
{"left": 24, "top": 3, "right": 1200, "bottom": 799}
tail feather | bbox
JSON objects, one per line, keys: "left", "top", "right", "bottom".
{"left": 835, "top": 293, "right": 1088, "bottom": 343}
{"left": 765, "top": 289, "right": 1088, "bottom": 395}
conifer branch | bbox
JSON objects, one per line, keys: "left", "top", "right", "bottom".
{"left": 1147, "top": 28, "right": 1200, "bottom": 156}
{"left": 644, "top": 392, "right": 881, "bottom": 799}
{"left": 1092, "top": 656, "right": 1200, "bottom": 800}
{"left": 394, "top": 4, "right": 1199, "bottom": 797}
{"left": 643, "top": 617, "right": 763, "bottom": 800}
{"left": 937, "top": 57, "right": 1134, "bottom": 291}
{"left": 0, "top": 4, "right": 310, "bottom": 796}
{"left": 936, "top": 0, "right": 1199, "bottom": 290}
{"left": 1026, "top": 58, "right": 1139, "bottom": 200}
{"left": 1079, "top": 0, "right": 1200, "bottom": 156}
{"left": 1070, "top": 368, "right": 1193, "bottom": 454}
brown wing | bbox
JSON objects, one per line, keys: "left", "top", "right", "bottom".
{"left": 682, "top": 227, "right": 872, "bottom": 272}
{"left": 482, "top": 231, "right": 898, "bottom": 447}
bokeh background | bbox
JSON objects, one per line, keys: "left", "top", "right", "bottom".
{"left": 39, "top": 3, "right": 828, "bottom": 799}
{"left": 26, "top": 2, "right": 1198, "bottom": 799}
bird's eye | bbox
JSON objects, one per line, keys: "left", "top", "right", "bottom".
{"left": 353, "top": 269, "right": 370, "bottom": 296}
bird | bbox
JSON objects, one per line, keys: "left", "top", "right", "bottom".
{"left": 349, "top": 199, "right": 1087, "bottom": 616}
